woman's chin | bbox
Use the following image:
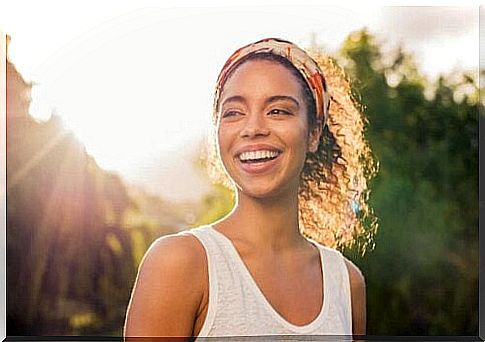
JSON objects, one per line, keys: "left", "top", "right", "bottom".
{"left": 235, "top": 182, "right": 295, "bottom": 201}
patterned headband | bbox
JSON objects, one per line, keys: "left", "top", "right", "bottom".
{"left": 214, "top": 37, "right": 330, "bottom": 126}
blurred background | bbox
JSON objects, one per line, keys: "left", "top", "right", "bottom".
{"left": 2, "top": 3, "right": 480, "bottom": 336}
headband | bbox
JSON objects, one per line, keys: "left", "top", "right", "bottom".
{"left": 214, "top": 38, "right": 330, "bottom": 126}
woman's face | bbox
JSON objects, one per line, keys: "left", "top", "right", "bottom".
{"left": 216, "top": 59, "right": 321, "bottom": 199}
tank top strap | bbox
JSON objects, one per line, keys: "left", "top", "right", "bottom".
{"left": 313, "top": 243, "right": 353, "bottom": 334}
{"left": 184, "top": 225, "right": 255, "bottom": 336}
{"left": 182, "top": 225, "right": 221, "bottom": 336}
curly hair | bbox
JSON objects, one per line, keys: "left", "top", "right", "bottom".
{"left": 203, "top": 49, "right": 379, "bottom": 255}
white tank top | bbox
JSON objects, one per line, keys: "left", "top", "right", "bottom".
{"left": 185, "top": 225, "right": 353, "bottom": 337}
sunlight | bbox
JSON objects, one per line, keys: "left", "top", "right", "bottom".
{"left": 4, "top": 4, "right": 479, "bottom": 201}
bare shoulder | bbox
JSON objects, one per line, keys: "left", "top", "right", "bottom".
{"left": 342, "top": 256, "right": 367, "bottom": 335}
{"left": 343, "top": 257, "right": 366, "bottom": 289}
{"left": 134, "top": 231, "right": 208, "bottom": 300}
{"left": 124, "top": 231, "right": 207, "bottom": 337}
{"left": 142, "top": 232, "right": 207, "bottom": 273}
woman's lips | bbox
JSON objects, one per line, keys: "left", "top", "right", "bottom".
{"left": 236, "top": 153, "right": 282, "bottom": 174}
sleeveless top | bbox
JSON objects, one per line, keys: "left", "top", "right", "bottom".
{"left": 184, "top": 225, "right": 353, "bottom": 338}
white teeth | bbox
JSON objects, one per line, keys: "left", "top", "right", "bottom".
{"left": 239, "top": 150, "right": 280, "bottom": 161}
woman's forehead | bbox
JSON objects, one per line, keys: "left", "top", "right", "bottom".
{"left": 219, "top": 59, "right": 304, "bottom": 101}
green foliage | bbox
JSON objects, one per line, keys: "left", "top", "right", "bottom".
{"left": 192, "top": 183, "right": 235, "bottom": 228}
{"left": 339, "top": 29, "right": 478, "bottom": 335}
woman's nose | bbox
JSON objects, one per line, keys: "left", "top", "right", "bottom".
{"left": 240, "top": 113, "right": 270, "bottom": 138}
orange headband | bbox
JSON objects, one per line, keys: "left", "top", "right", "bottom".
{"left": 214, "top": 38, "right": 330, "bottom": 126}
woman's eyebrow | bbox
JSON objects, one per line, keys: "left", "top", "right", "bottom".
{"left": 220, "top": 95, "right": 300, "bottom": 108}
{"left": 265, "top": 95, "right": 300, "bottom": 107}
{"left": 220, "top": 95, "right": 246, "bottom": 107}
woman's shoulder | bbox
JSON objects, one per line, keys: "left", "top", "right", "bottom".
{"left": 125, "top": 229, "right": 208, "bottom": 336}
{"left": 145, "top": 228, "right": 208, "bottom": 270}
{"left": 342, "top": 257, "right": 365, "bottom": 291}
{"left": 132, "top": 229, "right": 208, "bottom": 296}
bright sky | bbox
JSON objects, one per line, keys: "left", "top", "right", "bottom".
{"left": 1, "top": 1, "right": 480, "bottom": 202}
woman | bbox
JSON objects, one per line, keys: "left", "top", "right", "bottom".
{"left": 124, "top": 38, "right": 377, "bottom": 338}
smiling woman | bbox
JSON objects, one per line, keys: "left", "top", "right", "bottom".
{"left": 123, "top": 38, "right": 378, "bottom": 338}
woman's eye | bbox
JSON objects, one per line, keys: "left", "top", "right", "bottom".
{"left": 268, "top": 109, "right": 291, "bottom": 115}
{"left": 222, "top": 110, "right": 242, "bottom": 118}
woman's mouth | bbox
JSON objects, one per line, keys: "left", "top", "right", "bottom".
{"left": 236, "top": 149, "right": 282, "bottom": 174}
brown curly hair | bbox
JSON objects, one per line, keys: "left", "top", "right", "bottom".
{"left": 203, "top": 48, "right": 379, "bottom": 255}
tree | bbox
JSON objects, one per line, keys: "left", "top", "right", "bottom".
{"left": 338, "top": 29, "right": 478, "bottom": 335}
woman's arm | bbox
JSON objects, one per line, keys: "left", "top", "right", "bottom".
{"left": 124, "top": 234, "right": 206, "bottom": 338}
{"left": 344, "top": 258, "right": 367, "bottom": 336}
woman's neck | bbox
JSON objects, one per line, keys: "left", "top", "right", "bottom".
{"left": 215, "top": 189, "right": 306, "bottom": 251}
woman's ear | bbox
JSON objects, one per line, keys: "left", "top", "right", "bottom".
{"left": 308, "top": 121, "right": 323, "bottom": 153}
